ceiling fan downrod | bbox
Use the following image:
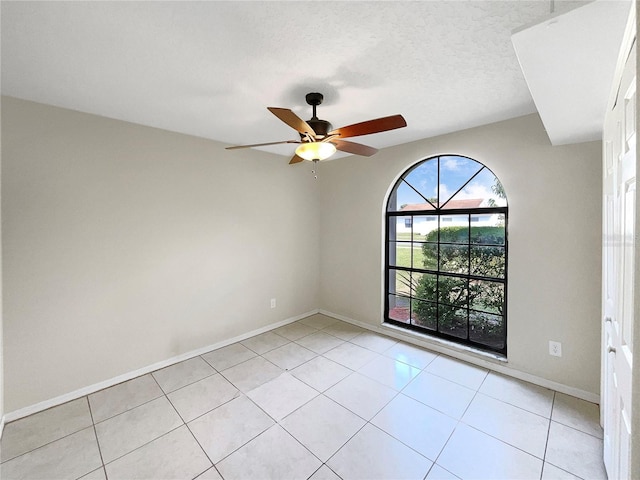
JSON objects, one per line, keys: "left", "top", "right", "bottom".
{"left": 306, "top": 92, "right": 323, "bottom": 119}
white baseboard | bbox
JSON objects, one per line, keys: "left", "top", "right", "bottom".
{"left": 0, "top": 415, "right": 5, "bottom": 440}
{"left": 319, "top": 309, "right": 600, "bottom": 404}
{"left": 5, "top": 309, "right": 319, "bottom": 423}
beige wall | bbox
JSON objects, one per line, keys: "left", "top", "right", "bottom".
{"left": 1, "top": 97, "right": 320, "bottom": 412}
{"left": 318, "top": 113, "right": 602, "bottom": 395}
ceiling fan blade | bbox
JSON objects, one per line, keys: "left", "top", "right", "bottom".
{"left": 331, "top": 139, "right": 378, "bottom": 157}
{"left": 268, "top": 107, "right": 316, "bottom": 137}
{"left": 328, "top": 114, "right": 407, "bottom": 139}
{"left": 226, "top": 140, "right": 300, "bottom": 150}
{"left": 289, "top": 154, "right": 305, "bottom": 165}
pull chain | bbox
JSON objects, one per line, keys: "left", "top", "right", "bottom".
{"left": 311, "top": 159, "right": 319, "bottom": 180}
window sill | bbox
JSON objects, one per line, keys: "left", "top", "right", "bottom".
{"left": 380, "top": 321, "right": 507, "bottom": 363}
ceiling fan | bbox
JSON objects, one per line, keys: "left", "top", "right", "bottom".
{"left": 226, "top": 93, "right": 407, "bottom": 164}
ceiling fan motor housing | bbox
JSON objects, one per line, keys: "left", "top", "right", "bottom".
{"left": 303, "top": 118, "right": 332, "bottom": 139}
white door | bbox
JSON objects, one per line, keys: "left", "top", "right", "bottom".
{"left": 602, "top": 35, "right": 635, "bottom": 480}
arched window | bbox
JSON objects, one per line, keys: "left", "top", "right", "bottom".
{"left": 385, "top": 155, "right": 508, "bottom": 355}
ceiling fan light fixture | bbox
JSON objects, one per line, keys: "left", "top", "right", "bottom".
{"left": 295, "top": 142, "right": 336, "bottom": 161}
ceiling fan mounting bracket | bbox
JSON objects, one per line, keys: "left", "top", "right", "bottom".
{"left": 305, "top": 92, "right": 324, "bottom": 107}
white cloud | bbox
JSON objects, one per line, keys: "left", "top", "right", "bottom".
{"left": 442, "top": 157, "right": 461, "bottom": 171}
{"left": 459, "top": 183, "right": 492, "bottom": 199}
{"left": 438, "top": 183, "right": 452, "bottom": 200}
{"left": 438, "top": 182, "right": 505, "bottom": 205}
{"left": 439, "top": 183, "right": 489, "bottom": 201}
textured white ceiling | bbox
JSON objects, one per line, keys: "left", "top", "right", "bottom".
{"left": 1, "top": 1, "right": 611, "bottom": 157}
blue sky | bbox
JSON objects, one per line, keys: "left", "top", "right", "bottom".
{"left": 393, "top": 156, "right": 506, "bottom": 209}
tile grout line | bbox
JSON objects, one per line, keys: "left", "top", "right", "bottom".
{"left": 98, "top": 372, "right": 185, "bottom": 468}
{"left": 262, "top": 346, "right": 319, "bottom": 372}
{"left": 324, "top": 368, "right": 409, "bottom": 466}
{"left": 173, "top": 391, "right": 242, "bottom": 426}
{"left": 103, "top": 425, "right": 187, "bottom": 471}
{"left": 460, "top": 420, "right": 550, "bottom": 464}
{"left": 199, "top": 346, "right": 324, "bottom": 470}
{"left": 543, "top": 460, "right": 589, "bottom": 479}
{"left": 216, "top": 356, "right": 284, "bottom": 394}
{"left": 321, "top": 414, "right": 371, "bottom": 472}
{"left": 459, "top": 397, "right": 554, "bottom": 463}
{"left": 181, "top": 415, "right": 222, "bottom": 479}
{"left": 322, "top": 464, "right": 344, "bottom": 480}
{"left": 206, "top": 394, "right": 282, "bottom": 467}
{"left": 0, "top": 401, "right": 98, "bottom": 466}
{"left": 250, "top": 352, "right": 322, "bottom": 422}
{"left": 429, "top": 369, "right": 490, "bottom": 475}
{"left": 283, "top": 347, "right": 327, "bottom": 371}
{"left": 305, "top": 464, "right": 326, "bottom": 480}
{"left": 429, "top": 416, "right": 462, "bottom": 476}
{"left": 437, "top": 372, "right": 488, "bottom": 466}
{"left": 92, "top": 391, "right": 165, "bottom": 426}
{"left": 478, "top": 390, "right": 554, "bottom": 420}
{"left": 455, "top": 375, "right": 557, "bottom": 463}
{"left": 156, "top": 358, "right": 248, "bottom": 426}
{"left": 273, "top": 416, "right": 328, "bottom": 473}
{"left": 152, "top": 355, "right": 220, "bottom": 396}
{"left": 208, "top": 353, "right": 262, "bottom": 379}
{"left": 90, "top": 375, "right": 168, "bottom": 425}
{"left": 364, "top": 415, "right": 437, "bottom": 469}
{"left": 549, "top": 418, "right": 605, "bottom": 440}
{"left": 98, "top": 372, "right": 211, "bottom": 471}
{"left": 240, "top": 339, "right": 397, "bottom": 477}
{"left": 86, "top": 396, "right": 108, "bottom": 480}
{"left": 119, "top": 352, "right": 259, "bottom": 478}
{"left": 240, "top": 330, "right": 293, "bottom": 356}
{"left": 540, "top": 391, "right": 557, "bottom": 479}
{"left": 187, "top": 394, "right": 274, "bottom": 469}
{"left": 1, "top": 430, "right": 80, "bottom": 465}
{"left": 151, "top": 372, "right": 188, "bottom": 426}
{"left": 95, "top": 374, "right": 189, "bottom": 468}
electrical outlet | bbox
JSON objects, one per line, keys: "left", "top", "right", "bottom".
{"left": 270, "top": 298, "right": 276, "bottom": 309}
{"left": 549, "top": 341, "right": 562, "bottom": 357}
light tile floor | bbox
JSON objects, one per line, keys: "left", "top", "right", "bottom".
{"left": 0, "top": 314, "right": 606, "bottom": 480}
